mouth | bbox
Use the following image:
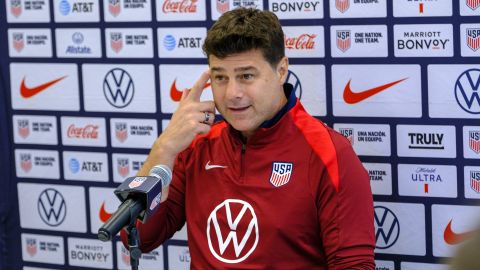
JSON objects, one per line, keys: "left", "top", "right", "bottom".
{"left": 228, "top": 105, "right": 251, "bottom": 113}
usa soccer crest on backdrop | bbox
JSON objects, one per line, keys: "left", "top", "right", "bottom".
{"left": 7, "top": 0, "right": 51, "bottom": 22}
{"left": 329, "top": 0, "right": 386, "bottom": 18}
{"left": 21, "top": 233, "right": 65, "bottom": 264}
{"left": 12, "top": 32, "right": 24, "bottom": 52}
{"left": 466, "top": 0, "right": 480, "bottom": 10}
{"left": 109, "top": 32, "right": 123, "bottom": 53}
{"left": 461, "top": 24, "right": 480, "bottom": 57}
{"left": 470, "top": 170, "right": 480, "bottom": 193}
{"left": 8, "top": 29, "right": 52, "bottom": 57}
{"left": 465, "top": 166, "right": 480, "bottom": 198}
{"left": 108, "top": 0, "right": 120, "bottom": 17}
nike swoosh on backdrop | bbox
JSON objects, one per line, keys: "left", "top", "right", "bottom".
{"left": 99, "top": 202, "right": 113, "bottom": 223}
{"left": 343, "top": 78, "right": 408, "bottom": 104}
{"left": 170, "top": 79, "right": 211, "bottom": 102}
{"left": 20, "top": 76, "right": 67, "bottom": 98}
{"left": 444, "top": 219, "right": 477, "bottom": 245}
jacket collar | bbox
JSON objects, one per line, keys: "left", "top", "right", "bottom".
{"left": 259, "top": 83, "right": 296, "bottom": 128}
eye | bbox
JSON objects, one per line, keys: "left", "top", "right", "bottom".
{"left": 241, "top": 74, "right": 254, "bottom": 80}
{"left": 214, "top": 75, "right": 227, "bottom": 84}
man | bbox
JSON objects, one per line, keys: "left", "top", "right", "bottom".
{"left": 122, "top": 8, "right": 375, "bottom": 269}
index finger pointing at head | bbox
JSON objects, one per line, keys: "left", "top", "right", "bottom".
{"left": 187, "top": 70, "right": 211, "bottom": 101}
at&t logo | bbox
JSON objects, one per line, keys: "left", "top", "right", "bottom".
{"left": 207, "top": 199, "right": 259, "bottom": 264}
{"left": 38, "top": 188, "right": 67, "bottom": 227}
{"left": 455, "top": 68, "right": 480, "bottom": 114}
{"left": 69, "top": 158, "right": 80, "bottom": 173}
{"left": 374, "top": 206, "right": 400, "bottom": 249}
{"left": 59, "top": 0, "right": 71, "bottom": 15}
{"left": 103, "top": 68, "right": 134, "bottom": 108}
{"left": 163, "top": 34, "right": 176, "bottom": 51}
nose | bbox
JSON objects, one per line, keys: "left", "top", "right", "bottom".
{"left": 225, "top": 79, "right": 243, "bottom": 100}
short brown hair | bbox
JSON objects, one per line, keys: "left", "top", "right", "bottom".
{"left": 203, "top": 8, "right": 285, "bottom": 67}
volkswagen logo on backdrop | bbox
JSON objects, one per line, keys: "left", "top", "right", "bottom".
{"left": 455, "top": 68, "right": 480, "bottom": 114}
{"left": 374, "top": 206, "right": 400, "bottom": 249}
{"left": 286, "top": 70, "right": 302, "bottom": 100}
{"left": 37, "top": 188, "right": 67, "bottom": 227}
{"left": 103, "top": 68, "right": 135, "bottom": 108}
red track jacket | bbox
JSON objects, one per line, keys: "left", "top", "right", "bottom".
{"left": 122, "top": 89, "right": 375, "bottom": 269}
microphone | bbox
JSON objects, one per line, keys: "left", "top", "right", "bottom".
{"left": 97, "top": 165, "right": 172, "bottom": 242}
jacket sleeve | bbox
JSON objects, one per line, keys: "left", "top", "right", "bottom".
{"left": 120, "top": 151, "right": 188, "bottom": 253}
{"left": 313, "top": 132, "right": 375, "bottom": 270}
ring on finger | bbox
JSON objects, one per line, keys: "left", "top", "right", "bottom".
{"left": 203, "top": 111, "right": 210, "bottom": 124}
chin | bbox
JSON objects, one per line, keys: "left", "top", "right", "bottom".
{"left": 230, "top": 121, "right": 258, "bottom": 134}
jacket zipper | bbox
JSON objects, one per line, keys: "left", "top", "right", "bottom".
{"left": 240, "top": 143, "right": 246, "bottom": 179}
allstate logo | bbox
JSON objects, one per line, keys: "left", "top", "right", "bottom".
{"left": 72, "top": 32, "right": 84, "bottom": 44}
{"left": 69, "top": 158, "right": 80, "bottom": 173}
{"left": 163, "top": 35, "right": 176, "bottom": 51}
{"left": 455, "top": 68, "right": 480, "bottom": 114}
{"left": 59, "top": 0, "right": 70, "bottom": 16}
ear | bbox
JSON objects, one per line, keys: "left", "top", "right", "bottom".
{"left": 276, "top": 56, "right": 289, "bottom": 84}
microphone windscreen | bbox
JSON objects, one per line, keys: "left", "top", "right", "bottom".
{"left": 149, "top": 165, "right": 172, "bottom": 187}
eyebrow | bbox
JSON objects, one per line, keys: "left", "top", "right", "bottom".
{"left": 210, "top": 66, "right": 258, "bottom": 73}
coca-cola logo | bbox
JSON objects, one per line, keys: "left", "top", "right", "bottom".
{"left": 285, "top": 34, "right": 317, "bottom": 50}
{"left": 162, "top": 0, "right": 198, "bottom": 13}
{"left": 67, "top": 124, "right": 99, "bottom": 139}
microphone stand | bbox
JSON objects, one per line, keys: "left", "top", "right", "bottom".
{"left": 126, "top": 216, "right": 142, "bottom": 270}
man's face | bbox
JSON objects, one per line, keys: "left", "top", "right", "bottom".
{"left": 209, "top": 50, "right": 288, "bottom": 139}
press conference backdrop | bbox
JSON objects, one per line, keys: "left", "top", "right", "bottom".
{"left": 1, "top": 0, "right": 479, "bottom": 269}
